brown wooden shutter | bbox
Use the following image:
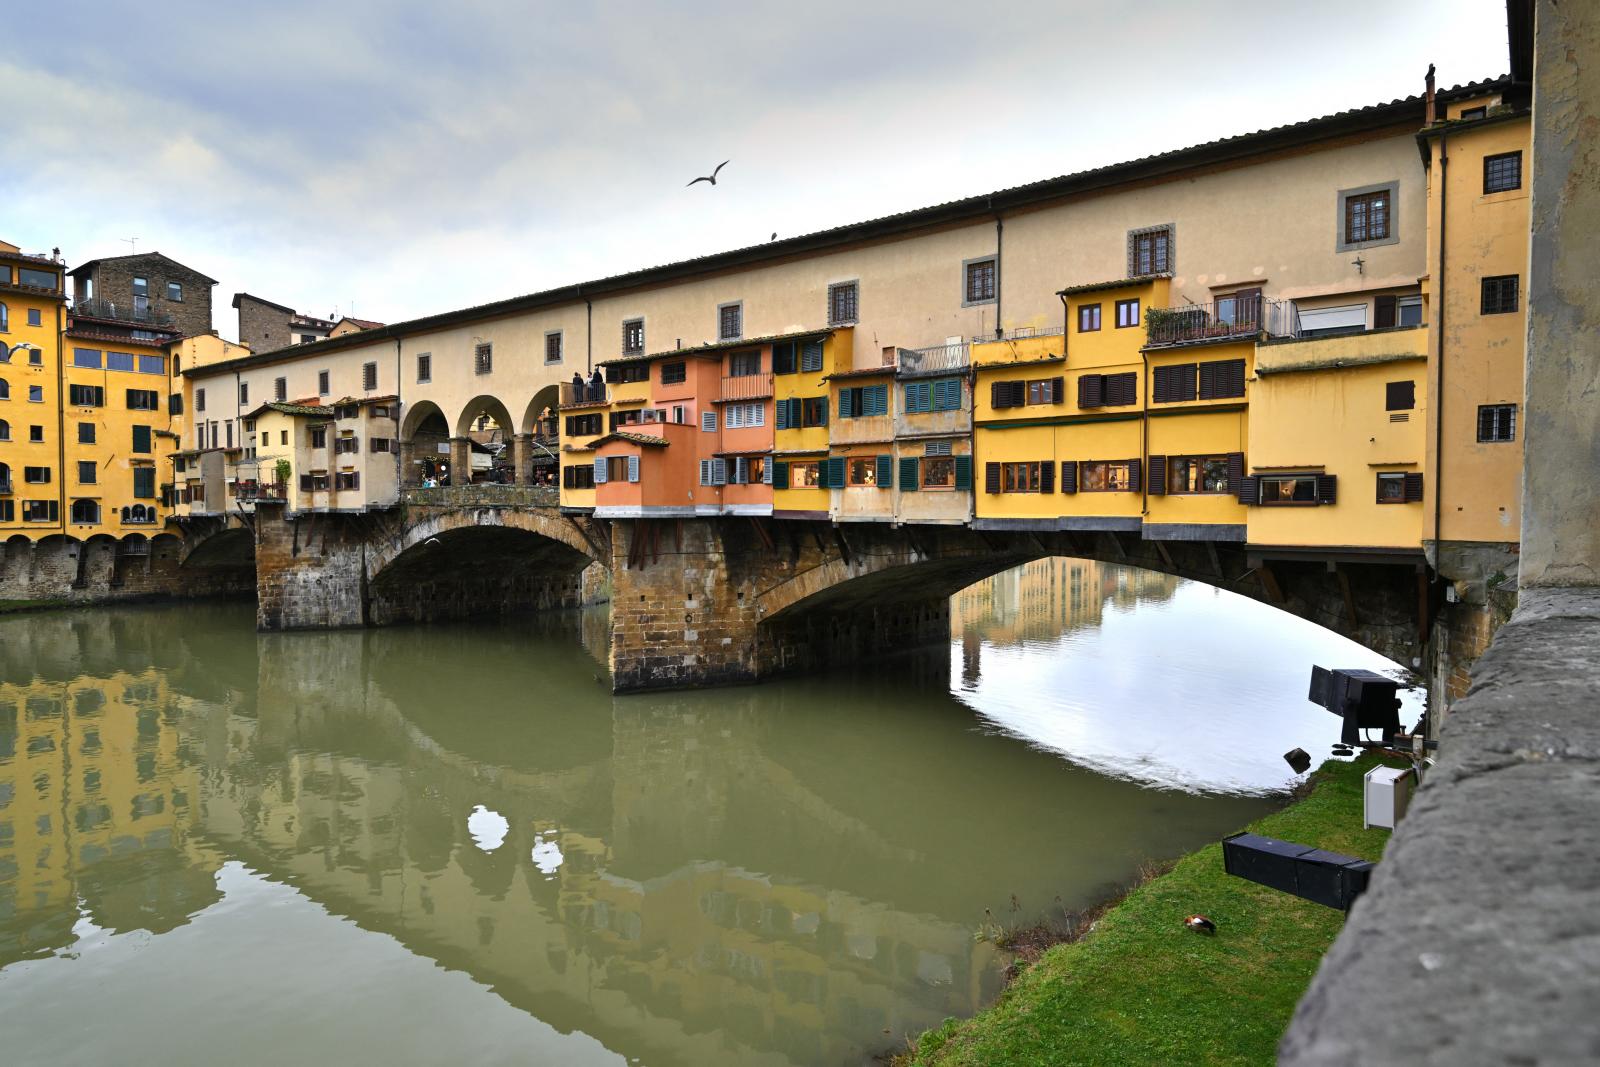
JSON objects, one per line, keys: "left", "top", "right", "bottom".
{"left": 1198, "top": 361, "right": 1220, "bottom": 399}
{"left": 1404, "top": 472, "right": 1424, "bottom": 502}
{"left": 1238, "top": 475, "right": 1259, "bottom": 505}
{"left": 985, "top": 462, "right": 1001, "bottom": 494}
{"left": 1060, "top": 461, "right": 1077, "bottom": 493}
{"left": 1176, "top": 364, "right": 1198, "bottom": 401}
{"left": 1145, "top": 455, "right": 1166, "bottom": 495}
{"left": 1375, "top": 295, "right": 1397, "bottom": 329}
{"left": 1039, "top": 461, "right": 1054, "bottom": 493}
{"left": 1127, "top": 458, "right": 1143, "bottom": 493}
{"left": 1226, "top": 452, "right": 1245, "bottom": 496}
{"left": 1010, "top": 381, "right": 1027, "bottom": 407}
{"left": 1050, "top": 376, "right": 1065, "bottom": 404}
{"left": 1316, "top": 473, "right": 1338, "bottom": 504}
{"left": 1078, "top": 374, "right": 1104, "bottom": 408}
{"left": 1385, "top": 380, "right": 1415, "bottom": 411}
{"left": 990, "top": 381, "right": 1005, "bottom": 408}
{"left": 1226, "top": 359, "right": 1247, "bottom": 398}
{"left": 1107, "top": 372, "right": 1137, "bottom": 406}
{"left": 1151, "top": 366, "right": 1170, "bottom": 403}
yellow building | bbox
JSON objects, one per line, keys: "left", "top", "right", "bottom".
{"left": 772, "top": 330, "right": 851, "bottom": 519}
{"left": 0, "top": 243, "right": 67, "bottom": 533}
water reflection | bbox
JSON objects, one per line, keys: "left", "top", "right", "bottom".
{"left": 0, "top": 562, "right": 1385, "bottom": 1066}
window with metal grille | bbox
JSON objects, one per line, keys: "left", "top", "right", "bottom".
{"left": 1130, "top": 229, "right": 1171, "bottom": 275}
{"left": 1481, "top": 275, "right": 1519, "bottom": 314}
{"left": 660, "top": 361, "right": 686, "bottom": 384}
{"left": 363, "top": 362, "right": 378, "bottom": 390}
{"left": 417, "top": 353, "right": 432, "bottom": 382}
{"left": 622, "top": 319, "right": 645, "bottom": 354}
{"left": 318, "top": 370, "right": 330, "bottom": 395}
{"left": 1345, "top": 191, "right": 1390, "bottom": 243}
{"left": 1477, "top": 404, "right": 1516, "bottom": 442}
{"left": 718, "top": 302, "right": 742, "bottom": 341}
{"left": 828, "top": 282, "right": 858, "bottom": 325}
{"left": 545, "top": 332, "right": 563, "bottom": 364}
{"left": 274, "top": 377, "right": 286, "bottom": 401}
{"left": 474, "top": 343, "right": 492, "bottom": 375}
{"left": 964, "top": 259, "right": 996, "bottom": 304}
{"left": 1483, "top": 151, "right": 1522, "bottom": 193}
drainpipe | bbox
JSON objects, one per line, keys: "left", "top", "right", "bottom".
{"left": 1139, "top": 347, "right": 1152, "bottom": 518}
{"left": 55, "top": 300, "right": 66, "bottom": 532}
{"left": 583, "top": 290, "right": 593, "bottom": 374}
{"left": 1432, "top": 136, "right": 1449, "bottom": 555}
{"left": 1057, "top": 291, "right": 1070, "bottom": 364}
{"left": 993, "top": 208, "right": 1004, "bottom": 340}
{"left": 395, "top": 336, "right": 404, "bottom": 489}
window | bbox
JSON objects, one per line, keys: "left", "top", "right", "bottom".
{"left": 788, "top": 460, "right": 822, "bottom": 488}
{"left": 1377, "top": 473, "right": 1407, "bottom": 503}
{"left": 1197, "top": 359, "right": 1247, "bottom": 400}
{"left": 0, "top": 301, "right": 6, "bottom": 331}
{"left": 718, "top": 302, "right": 742, "bottom": 341}
{"left": 921, "top": 456, "right": 956, "bottom": 489}
{"left": 132, "top": 276, "right": 148, "bottom": 314}
{"left": 1080, "top": 460, "right": 1135, "bottom": 492}
{"left": 697, "top": 458, "right": 727, "bottom": 486}
{"left": 274, "top": 377, "right": 286, "bottom": 401}
{"left": 801, "top": 396, "right": 828, "bottom": 427}
{"left": 1478, "top": 404, "right": 1516, "bottom": 442}
{"left": 137, "top": 354, "right": 164, "bottom": 375}
{"left": 566, "top": 413, "right": 602, "bottom": 436}
{"left": 545, "top": 331, "right": 563, "bottom": 364}
{"left": 69, "top": 384, "right": 105, "bottom": 407}
{"left": 1386, "top": 381, "right": 1416, "bottom": 411}
{"left": 0, "top": 420, "right": 8, "bottom": 441}
{"left": 310, "top": 427, "right": 327, "bottom": 448}
{"left": 28, "top": 385, "right": 42, "bottom": 403}
{"left": 28, "top": 348, "right": 41, "bottom": 366}
{"left": 298, "top": 333, "right": 318, "bottom": 345}
{"left": 196, "top": 388, "right": 205, "bottom": 412}
{"left": 660, "top": 361, "right": 687, "bottom": 385}
{"left": 24, "top": 466, "right": 50, "bottom": 483}
{"left": 107, "top": 351, "right": 135, "bottom": 371}
{"left": 838, "top": 384, "right": 889, "bottom": 418}
{"left": 1152, "top": 363, "right": 1198, "bottom": 403}
{"left": 19, "top": 267, "right": 57, "bottom": 289}
{"left": 773, "top": 342, "right": 797, "bottom": 375}
{"left": 359, "top": 361, "right": 376, "bottom": 390}
{"left": 848, "top": 457, "right": 879, "bottom": 487}
{"left": 622, "top": 318, "right": 645, "bottom": 355}
{"left": 1115, "top": 299, "right": 1140, "bottom": 328}
{"left": 1481, "top": 275, "right": 1519, "bottom": 315}
{"left": 167, "top": 281, "right": 183, "bottom": 301}
{"left": 0, "top": 378, "right": 6, "bottom": 399}
{"left": 30, "top": 425, "right": 42, "bottom": 442}
{"left": 701, "top": 410, "right": 717, "bottom": 432}
{"left": 1000, "top": 461, "right": 1046, "bottom": 492}
{"left": 474, "top": 343, "right": 492, "bottom": 375}
{"left": 1078, "top": 304, "right": 1101, "bottom": 332}
{"left": 729, "top": 351, "right": 760, "bottom": 377}
{"left": 126, "top": 389, "right": 159, "bottom": 410}
{"left": 132, "top": 425, "right": 152, "bottom": 453}
{"left": 299, "top": 472, "right": 331, "bottom": 492}
{"left": 417, "top": 353, "right": 432, "bottom": 382}
{"left": 74, "top": 348, "right": 103, "bottom": 368}
{"left": 335, "top": 434, "right": 360, "bottom": 454}
{"left": 1344, "top": 190, "right": 1391, "bottom": 244}
{"left": 828, "top": 281, "right": 859, "bottom": 325}
{"left": 1460, "top": 106, "right": 1487, "bottom": 121}
{"left": 318, "top": 370, "right": 330, "bottom": 395}
{"left": 1397, "top": 295, "right": 1423, "bottom": 327}
{"left": 1482, "top": 151, "right": 1521, "bottom": 193}
{"left": 563, "top": 464, "right": 596, "bottom": 490}
{"left": 334, "top": 471, "right": 361, "bottom": 491}
{"left": 1167, "top": 455, "right": 1231, "bottom": 494}
{"left": 27, "top": 308, "right": 41, "bottom": 327}
{"left": 71, "top": 499, "right": 99, "bottom": 525}
{"left": 22, "top": 500, "right": 58, "bottom": 523}
{"left": 1025, "top": 379, "right": 1061, "bottom": 406}
{"left": 606, "top": 362, "right": 649, "bottom": 384}
{"left": 1258, "top": 475, "right": 1320, "bottom": 504}
{"left": 370, "top": 437, "right": 392, "bottom": 453}
{"left": 168, "top": 392, "right": 183, "bottom": 416}
{"left": 800, "top": 340, "right": 824, "bottom": 373}
{"left": 1130, "top": 227, "right": 1171, "bottom": 275}
{"left": 724, "top": 402, "right": 765, "bottom": 428}
{"left": 963, "top": 258, "right": 996, "bottom": 305}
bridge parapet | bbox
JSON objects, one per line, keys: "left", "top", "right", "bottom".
{"left": 403, "top": 484, "right": 559, "bottom": 509}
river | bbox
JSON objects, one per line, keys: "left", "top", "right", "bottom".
{"left": 0, "top": 558, "right": 1415, "bottom": 1066}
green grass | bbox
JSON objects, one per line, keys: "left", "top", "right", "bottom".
{"left": 903, "top": 755, "right": 1399, "bottom": 1067}
{"left": 0, "top": 598, "right": 73, "bottom": 615}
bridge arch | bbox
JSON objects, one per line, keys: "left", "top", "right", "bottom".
{"left": 453, "top": 393, "right": 515, "bottom": 441}
{"left": 400, "top": 400, "right": 450, "bottom": 486}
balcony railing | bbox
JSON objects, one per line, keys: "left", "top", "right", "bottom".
{"left": 971, "top": 326, "right": 1064, "bottom": 343}
{"left": 718, "top": 371, "right": 774, "bottom": 401}
{"left": 236, "top": 480, "right": 287, "bottom": 502}
{"left": 559, "top": 381, "right": 610, "bottom": 407}
{"left": 1144, "top": 297, "right": 1299, "bottom": 347}
{"left": 896, "top": 342, "right": 970, "bottom": 375}
{"left": 71, "top": 297, "right": 177, "bottom": 328}
{"left": 0, "top": 480, "right": 11, "bottom": 495}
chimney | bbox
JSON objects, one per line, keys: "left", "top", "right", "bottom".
{"left": 1424, "top": 63, "right": 1437, "bottom": 125}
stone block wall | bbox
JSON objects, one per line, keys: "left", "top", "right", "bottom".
{"left": 79, "top": 253, "right": 215, "bottom": 337}
{"left": 234, "top": 294, "right": 293, "bottom": 354}
{"left": 0, "top": 535, "right": 253, "bottom": 605}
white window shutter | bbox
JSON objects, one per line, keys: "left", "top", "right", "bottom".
{"left": 593, "top": 457, "right": 607, "bottom": 483}
{"left": 627, "top": 455, "right": 640, "bottom": 482}
{"left": 762, "top": 457, "right": 773, "bottom": 484}
{"left": 752, "top": 404, "right": 765, "bottom": 427}
{"left": 701, "top": 411, "right": 716, "bottom": 432}
{"left": 713, "top": 458, "right": 727, "bottom": 485}
{"left": 699, "top": 459, "right": 710, "bottom": 485}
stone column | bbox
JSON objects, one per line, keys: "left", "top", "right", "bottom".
{"left": 512, "top": 434, "right": 533, "bottom": 486}
{"left": 398, "top": 440, "right": 419, "bottom": 486}
{"left": 1521, "top": 0, "right": 1600, "bottom": 587}
{"left": 449, "top": 437, "right": 473, "bottom": 487}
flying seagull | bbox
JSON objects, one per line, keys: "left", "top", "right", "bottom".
{"left": 687, "top": 160, "right": 729, "bottom": 187}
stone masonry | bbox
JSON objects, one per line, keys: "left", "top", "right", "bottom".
{"left": 70, "top": 252, "right": 215, "bottom": 337}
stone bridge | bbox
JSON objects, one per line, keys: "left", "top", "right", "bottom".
{"left": 212, "top": 485, "right": 1440, "bottom": 694}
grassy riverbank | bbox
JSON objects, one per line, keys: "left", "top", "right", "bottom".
{"left": 900, "top": 755, "right": 1398, "bottom": 1067}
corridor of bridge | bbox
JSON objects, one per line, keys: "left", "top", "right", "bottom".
{"left": 400, "top": 386, "right": 560, "bottom": 490}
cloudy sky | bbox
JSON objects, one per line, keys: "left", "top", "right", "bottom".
{"left": 4, "top": 1, "right": 1508, "bottom": 340}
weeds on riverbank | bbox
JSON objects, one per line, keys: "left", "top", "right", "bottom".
{"left": 895, "top": 755, "right": 1399, "bottom": 1067}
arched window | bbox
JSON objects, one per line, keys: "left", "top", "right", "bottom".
{"left": 71, "top": 499, "right": 100, "bottom": 525}
{"left": 120, "top": 506, "right": 131, "bottom": 522}
{"left": 0, "top": 462, "right": 9, "bottom": 489}
{"left": 0, "top": 419, "right": 8, "bottom": 441}
{"left": 131, "top": 504, "right": 149, "bottom": 523}
{"left": 0, "top": 378, "right": 9, "bottom": 399}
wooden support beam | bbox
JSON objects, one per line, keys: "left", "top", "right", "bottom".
{"left": 1334, "top": 563, "right": 1359, "bottom": 631}
{"left": 1258, "top": 561, "right": 1285, "bottom": 604}
{"left": 1205, "top": 540, "right": 1224, "bottom": 580}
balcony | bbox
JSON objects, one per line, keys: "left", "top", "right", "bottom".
{"left": 559, "top": 381, "right": 610, "bottom": 407}
{"left": 236, "top": 480, "right": 288, "bottom": 503}
{"left": 1144, "top": 298, "right": 1298, "bottom": 348}
{"left": 71, "top": 297, "right": 177, "bottom": 328}
{"left": 896, "top": 342, "right": 970, "bottom": 377}
{"left": 718, "top": 372, "right": 773, "bottom": 401}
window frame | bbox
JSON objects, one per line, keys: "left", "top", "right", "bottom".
{"left": 962, "top": 256, "right": 997, "bottom": 307}
{"left": 622, "top": 318, "right": 645, "bottom": 355}
{"left": 1483, "top": 151, "right": 1522, "bottom": 194}
{"left": 1128, "top": 226, "right": 1172, "bottom": 276}
{"left": 474, "top": 342, "right": 493, "bottom": 375}
{"left": 1376, "top": 472, "right": 1408, "bottom": 504}
{"left": 1481, "top": 275, "right": 1520, "bottom": 315}
{"left": 1257, "top": 474, "right": 1321, "bottom": 506}
{"left": 660, "top": 360, "right": 687, "bottom": 385}
{"left": 544, "top": 330, "right": 563, "bottom": 364}
{"left": 1477, "top": 403, "right": 1517, "bottom": 443}
{"left": 717, "top": 301, "right": 743, "bottom": 342}
{"left": 416, "top": 352, "right": 432, "bottom": 383}
{"left": 1337, "top": 182, "right": 1399, "bottom": 250}
{"left": 1001, "top": 461, "right": 1044, "bottom": 493}
{"left": 1166, "top": 454, "right": 1232, "bottom": 495}
{"left": 1077, "top": 303, "right": 1101, "bottom": 332}
{"left": 827, "top": 281, "right": 859, "bottom": 326}
{"left": 847, "top": 456, "right": 879, "bottom": 487}
{"left": 1115, "top": 299, "right": 1140, "bottom": 329}
{"left": 167, "top": 281, "right": 183, "bottom": 302}
{"left": 318, "top": 369, "right": 330, "bottom": 396}
{"left": 920, "top": 455, "right": 956, "bottom": 490}
{"left": 1079, "top": 460, "right": 1134, "bottom": 493}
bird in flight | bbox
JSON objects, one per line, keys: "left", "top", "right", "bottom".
{"left": 687, "top": 160, "right": 729, "bottom": 187}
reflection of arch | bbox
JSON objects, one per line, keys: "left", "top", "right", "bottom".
{"left": 453, "top": 393, "right": 515, "bottom": 440}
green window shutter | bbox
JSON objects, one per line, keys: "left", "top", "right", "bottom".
{"left": 800, "top": 340, "right": 824, "bottom": 372}
{"left": 824, "top": 456, "right": 845, "bottom": 488}
{"left": 775, "top": 401, "right": 789, "bottom": 430}
{"left": 903, "top": 382, "right": 925, "bottom": 413}
{"left": 792, "top": 398, "right": 804, "bottom": 427}
{"left": 773, "top": 461, "right": 790, "bottom": 490}
{"left": 131, "top": 425, "right": 152, "bottom": 453}
{"left": 934, "top": 378, "right": 960, "bottom": 411}
{"left": 866, "top": 384, "right": 888, "bottom": 416}
{"left": 817, "top": 396, "right": 828, "bottom": 426}
{"left": 839, "top": 389, "right": 856, "bottom": 418}
{"left": 133, "top": 467, "right": 155, "bottom": 499}
{"left": 876, "top": 453, "right": 893, "bottom": 488}
{"left": 899, "top": 456, "right": 919, "bottom": 491}
{"left": 954, "top": 455, "right": 972, "bottom": 490}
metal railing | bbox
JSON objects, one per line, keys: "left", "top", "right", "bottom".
{"left": 718, "top": 371, "right": 774, "bottom": 401}
{"left": 236, "top": 481, "right": 287, "bottom": 502}
{"left": 1144, "top": 297, "right": 1300, "bottom": 347}
{"left": 0, "top": 480, "right": 11, "bottom": 495}
{"left": 559, "top": 381, "right": 610, "bottom": 406}
{"left": 972, "top": 326, "right": 1065, "bottom": 342}
{"left": 897, "top": 342, "right": 970, "bottom": 375}
{"left": 71, "top": 297, "right": 177, "bottom": 328}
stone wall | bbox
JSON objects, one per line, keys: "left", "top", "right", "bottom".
{"left": 80, "top": 253, "right": 214, "bottom": 337}
{"left": 0, "top": 534, "right": 252, "bottom": 605}
{"left": 234, "top": 294, "right": 293, "bottom": 354}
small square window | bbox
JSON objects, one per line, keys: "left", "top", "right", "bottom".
{"left": 27, "top": 309, "right": 41, "bottom": 327}
{"left": 1481, "top": 275, "right": 1519, "bottom": 315}
{"left": 828, "top": 282, "right": 859, "bottom": 325}
{"left": 1129, "top": 228, "right": 1171, "bottom": 275}
{"left": 1078, "top": 304, "right": 1101, "bottom": 332}
{"left": 1345, "top": 190, "right": 1391, "bottom": 244}
{"left": 417, "top": 353, "right": 432, "bottom": 382}
{"left": 623, "top": 319, "right": 645, "bottom": 355}
{"left": 718, "top": 302, "right": 742, "bottom": 341}
{"left": 963, "top": 258, "right": 996, "bottom": 305}
{"left": 1477, "top": 404, "right": 1516, "bottom": 442}
{"left": 474, "top": 343, "right": 492, "bottom": 375}
{"left": 1115, "top": 299, "right": 1140, "bottom": 328}
{"left": 1376, "top": 472, "right": 1407, "bottom": 503}
{"left": 1483, "top": 151, "right": 1522, "bottom": 194}
{"left": 167, "top": 281, "right": 183, "bottom": 301}
{"left": 545, "top": 332, "right": 563, "bottom": 364}
{"left": 1385, "top": 381, "right": 1416, "bottom": 411}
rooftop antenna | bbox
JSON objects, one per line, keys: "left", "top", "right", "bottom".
{"left": 122, "top": 237, "right": 139, "bottom": 254}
